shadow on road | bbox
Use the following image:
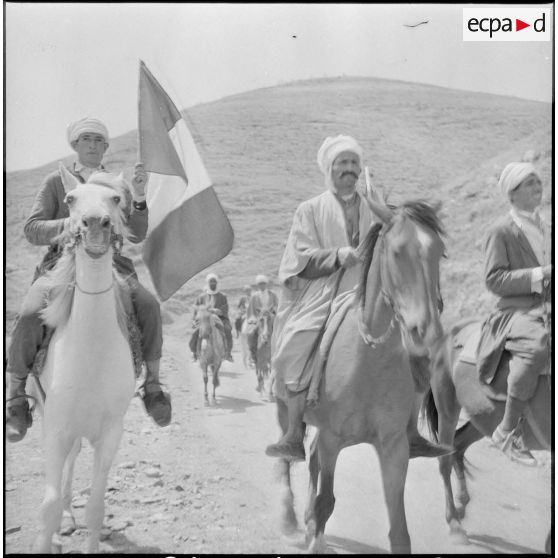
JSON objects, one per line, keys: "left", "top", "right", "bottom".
{"left": 210, "top": 395, "right": 266, "bottom": 413}
{"left": 103, "top": 531, "right": 163, "bottom": 554}
{"left": 287, "top": 531, "right": 386, "bottom": 554}
{"left": 218, "top": 369, "right": 245, "bottom": 378}
{"left": 468, "top": 532, "right": 542, "bottom": 554}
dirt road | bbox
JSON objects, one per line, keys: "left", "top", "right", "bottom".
{"left": 5, "top": 316, "right": 551, "bottom": 554}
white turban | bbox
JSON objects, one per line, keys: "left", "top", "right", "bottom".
{"left": 67, "top": 117, "right": 109, "bottom": 147}
{"left": 317, "top": 135, "right": 363, "bottom": 175}
{"left": 498, "top": 162, "right": 540, "bottom": 197}
{"left": 255, "top": 274, "right": 269, "bottom": 284}
{"left": 206, "top": 273, "right": 218, "bottom": 283}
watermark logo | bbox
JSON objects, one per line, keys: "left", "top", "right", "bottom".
{"left": 463, "top": 8, "right": 551, "bottom": 41}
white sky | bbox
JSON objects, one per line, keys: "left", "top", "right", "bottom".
{"left": 4, "top": 3, "right": 554, "bottom": 172}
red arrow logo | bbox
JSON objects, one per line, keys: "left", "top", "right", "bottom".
{"left": 516, "top": 19, "right": 530, "bottom": 31}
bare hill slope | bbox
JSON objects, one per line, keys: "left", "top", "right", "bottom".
{"left": 5, "top": 76, "right": 552, "bottom": 327}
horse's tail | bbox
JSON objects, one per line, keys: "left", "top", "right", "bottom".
{"left": 422, "top": 388, "right": 439, "bottom": 443}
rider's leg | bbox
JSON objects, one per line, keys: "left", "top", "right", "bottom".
{"left": 189, "top": 329, "right": 200, "bottom": 360}
{"left": 265, "top": 388, "right": 307, "bottom": 461}
{"left": 131, "top": 281, "right": 171, "bottom": 427}
{"left": 492, "top": 313, "right": 548, "bottom": 465}
{"left": 6, "top": 276, "right": 50, "bottom": 442}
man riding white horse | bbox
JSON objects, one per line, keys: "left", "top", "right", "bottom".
{"left": 246, "top": 274, "right": 279, "bottom": 366}
{"left": 477, "top": 161, "right": 552, "bottom": 466}
{"left": 265, "top": 134, "right": 448, "bottom": 462}
{"left": 5, "top": 117, "right": 172, "bottom": 443}
{"left": 189, "top": 273, "right": 234, "bottom": 362}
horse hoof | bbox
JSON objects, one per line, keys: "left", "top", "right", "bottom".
{"left": 59, "top": 513, "right": 77, "bottom": 536}
{"left": 304, "top": 519, "right": 316, "bottom": 545}
{"left": 449, "top": 528, "right": 470, "bottom": 545}
{"left": 308, "top": 534, "right": 327, "bottom": 554}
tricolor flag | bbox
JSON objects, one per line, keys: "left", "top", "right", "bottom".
{"left": 138, "top": 61, "right": 234, "bottom": 301}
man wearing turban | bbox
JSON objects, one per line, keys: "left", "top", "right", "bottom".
{"left": 477, "top": 161, "right": 552, "bottom": 466}
{"left": 190, "top": 273, "right": 234, "bottom": 362}
{"left": 262, "top": 135, "right": 376, "bottom": 460}
{"left": 6, "top": 117, "right": 172, "bottom": 442}
{"left": 246, "top": 274, "right": 279, "bottom": 367}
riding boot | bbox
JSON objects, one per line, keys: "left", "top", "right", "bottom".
{"left": 492, "top": 396, "right": 536, "bottom": 466}
{"left": 265, "top": 389, "right": 307, "bottom": 461}
{"left": 141, "top": 360, "right": 172, "bottom": 427}
{"left": 407, "top": 391, "right": 453, "bottom": 458}
{"left": 6, "top": 374, "right": 33, "bottom": 443}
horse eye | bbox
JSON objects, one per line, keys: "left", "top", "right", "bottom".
{"left": 65, "top": 195, "right": 74, "bottom": 205}
{"left": 112, "top": 195, "right": 121, "bottom": 204}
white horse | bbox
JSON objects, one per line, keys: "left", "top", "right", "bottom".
{"left": 28, "top": 165, "right": 136, "bottom": 553}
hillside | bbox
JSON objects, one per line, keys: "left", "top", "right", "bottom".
{"left": 5, "top": 76, "right": 552, "bottom": 329}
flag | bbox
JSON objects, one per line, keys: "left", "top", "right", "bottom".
{"left": 138, "top": 61, "right": 234, "bottom": 301}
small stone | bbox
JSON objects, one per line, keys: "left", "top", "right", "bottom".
{"left": 100, "top": 528, "right": 112, "bottom": 541}
{"left": 174, "top": 485, "right": 185, "bottom": 492}
{"left": 5, "top": 483, "right": 18, "bottom": 492}
{"left": 145, "top": 468, "right": 162, "bottom": 478}
{"left": 152, "top": 479, "right": 164, "bottom": 487}
{"left": 5, "top": 525, "right": 21, "bottom": 535}
{"left": 72, "top": 497, "right": 87, "bottom": 508}
{"left": 140, "top": 496, "right": 164, "bottom": 504}
{"left": 118, "top": 461, "right": 136, "bottom": 469}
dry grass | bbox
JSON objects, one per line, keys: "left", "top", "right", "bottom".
{"left": 5, "top": 76, "right": 552, "bottom": 328}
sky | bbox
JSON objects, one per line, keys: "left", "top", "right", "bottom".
{"left": 4, "top": 3, "right": 554, "bottom": 172}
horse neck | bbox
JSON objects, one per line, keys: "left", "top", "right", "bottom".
{"left": 362, "top": 241, "right": 395, "bottom": 338}
{"left": 71, "top": 249, "right": 116, "bottom": 323}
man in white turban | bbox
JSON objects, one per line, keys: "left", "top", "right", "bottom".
{"left": 6, "top": 117, "right": 173, "bottom": 443}
{"left": 190, "top": 273, "right": 234, "bottom": 362}
{"left": 246, "top": 274, "right": 279, "bottom": 366}
{"left": 477, "top": 161, "right": 551, "bottom": 466}
{"left": 262, "top": 135, "right": 374, "bottom": 460}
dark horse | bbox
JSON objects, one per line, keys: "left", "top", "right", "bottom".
{"left": 275, "top": 197, "right": 446, "bottom": 554}
{"left": 422, "top": 318, "right": 551, "bottom": 552}
{"left": 254, "top": 309, "right": 275, "bottom": 398}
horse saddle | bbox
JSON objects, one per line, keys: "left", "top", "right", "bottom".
{"left": 453, "top": 322, "right": 508, "bottom": 403}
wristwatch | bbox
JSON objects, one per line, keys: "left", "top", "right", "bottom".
{"left": 132, "top": 200, "right": 147, "bottom": 211}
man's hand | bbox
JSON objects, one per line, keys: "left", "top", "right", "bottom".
{"left": 338, "top": 247, "right": 360, "bottom": 268}
{"left": 131, "top": 162, "right": 148, "bottom": 200}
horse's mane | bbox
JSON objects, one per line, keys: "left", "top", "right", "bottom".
{"left": 41, "top": 245, "right": 130, "bottom": 333}
{"left": 397, "top": 199, "right": 445, "bottom": 237}
{"left": 357, "top": 223, "right": 383, "bottom": 303}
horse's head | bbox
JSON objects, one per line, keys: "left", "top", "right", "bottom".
{"left": 257, "top": 309, "right": 275, "bottom": 345}
{"left": 361, "top": 197, "right": 445, "bottom": 352}
{"left": 59, "top": 164, "right": 128, "bottom": 259}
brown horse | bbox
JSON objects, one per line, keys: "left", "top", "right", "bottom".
{"left": 196, "top": 305, "right": 226, "bottom": 406}
{"left": 422, "top": 318, "right": 551, "bottom": 552}
{"left": 255, "top": 309, "right": 275, "bottom": 398}
{"left": 275, "top": 199, "right": 446, "bottom": 554}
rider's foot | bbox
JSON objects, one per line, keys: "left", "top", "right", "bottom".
{"left": 141, "top": 383, "right": 172, "bottom": 427}
{"left": 6, "top": 398, "right": 32, "bottom": 443}
{"left": 491, "top": 426, "right": 537, "bottom": 467}
{"left": 265, "top": 439, "right": 306, "bottom": 462}
{"left": 409, "top": 434, "right": 454, "bottom": 459}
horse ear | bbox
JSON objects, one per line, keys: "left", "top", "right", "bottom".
{"left": 59, "top": 163, "right": 80, "bottom": 192}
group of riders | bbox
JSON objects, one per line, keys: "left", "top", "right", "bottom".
{"left": 188, "top": 272, "right": 278, "bottom": 367}
{"left": 5, "top": 119, "right": 551, "bottom": 471}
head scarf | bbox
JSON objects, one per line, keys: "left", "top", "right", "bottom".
{"left": 317, "top": 135, "right": 363, "bottom": 174}
{"left": 205, "top": 273, "right": 219, "bottom": 294}
{"left": 67, "top": 117, "right": 109, "bottom": 148}
{"left": 255, "top": 274, "right": 269, "bottom": 285}
{"left": 498, "top": 162, "right": 540, "bottom": 197}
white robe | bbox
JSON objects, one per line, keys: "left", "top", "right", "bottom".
{"left": 272, "top": 189, "right": 375, "bottom": 393}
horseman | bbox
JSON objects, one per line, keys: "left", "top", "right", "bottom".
{"left": 189, "top": 273, "right": 234, "bottom": 362}
{"left": 477, "top": 161, "right": 552, "bottom": 466}
{"left": 246, "top": 274, "right": 279, "bottom": 366}
{"left": 265, "top": 134, "right": 447, "bottom": 462}
{"left": 5, "top": 117, "right": 172, "bottom": 443}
